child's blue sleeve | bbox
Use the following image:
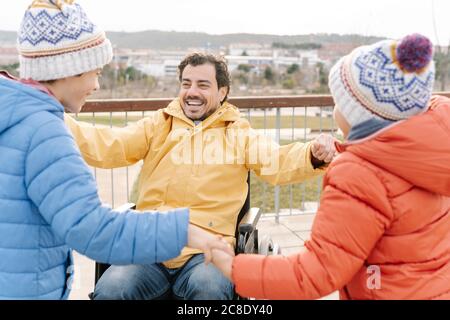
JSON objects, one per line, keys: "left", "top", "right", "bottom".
{"left": 25, "top": 119, "right": 188, "bottom": 264}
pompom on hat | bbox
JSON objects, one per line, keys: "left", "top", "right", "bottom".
{"left": 328, "top": 33, "right": 435, "bottom": 140}
{"left": 17, "top": 0, "right": 113, "bottom": 81}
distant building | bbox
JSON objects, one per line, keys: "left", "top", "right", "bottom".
{"left": 132, "top": 50, "right": 187, "bottom": 77}
{"left": 135, "top": 59, "right": 165, "bottom": 77}
{"left": 225, "top": 50, "right": 321, "bottom": 73}
{"left": 226, "top": 55, "right": 274, "bottom": 72}
{"left": 117, "top": 44, "right": 324, "bottom": 78}
{"left": 228, "top": 43, "right": 272, "bottom": 56}
{"left": 163, "top": 59, "right": 180, "bottom": 77}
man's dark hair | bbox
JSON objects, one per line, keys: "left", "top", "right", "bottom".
{"left": 178, "top": 52, "right": 231, "bottom": 103}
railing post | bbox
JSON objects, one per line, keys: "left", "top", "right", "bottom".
{"left": 125, "top": 112, "right": 129, "bottom": 202}
{"left": 290, "top": 107, "right": 294, "bottom": 216}
{"left": 302, "top": 106, "right": 307, "bottom": 212}
{"left": 262, "top": 109, "right": 267, "bottom": 214}
{"left": 110, "top": 112, "right": 115, "bottom": 208}
{"left": 275, "top": 108, "right": 281, "bottom": 223}
{"left": 318, "top": 107, "right": 323, "bottom": 201}
{"left": 92, "top": 112, "right": 97, "bottom": 180}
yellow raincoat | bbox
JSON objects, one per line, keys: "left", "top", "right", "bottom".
{"left": 66, "top": 99, "right": 325, "bottom": 268}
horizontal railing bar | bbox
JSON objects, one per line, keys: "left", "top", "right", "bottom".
{"left": 81, "top": 95, "right": 334, "bottom": 112}
{"left": 81, "top": 92, "right": 450, "bottom": 113}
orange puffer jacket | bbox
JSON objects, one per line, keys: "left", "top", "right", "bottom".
{"left": 232, "top": 95, "right": 450, "bottom": 300}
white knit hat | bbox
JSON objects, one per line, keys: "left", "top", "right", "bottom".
{"left": 328, "top": 34, "right": 435, "bottom": 138}
{"left": 17, "top": 0, "right": 113, "bottom": 81}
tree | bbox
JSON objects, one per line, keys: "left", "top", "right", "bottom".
{"left": 317, "top": 62, "right": 328, "bottom": 87}
{"left": 125, "top": 66, "right": 140, "bottom": 81}
{"left": 309, "top": 62, "right": 330, "bottom": 94}
{"left": 287, "top": 63, "right": 299, "bottom": 74}
{"left": 264, "top": 66, "right": 275, "bottom": 82}
{"left": 237, "top": 64, "right": 252, "bottom": 73}
{"left": 272, "top": 42, "right": 322, "bottom": 50}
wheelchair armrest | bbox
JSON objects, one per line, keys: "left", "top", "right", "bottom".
{"left": 114, "top": 202, "right": 136, "bottom": 212}
{"left": 238, "top": 207, "right": 261, "bottom": 234}
{"left": 236, "top": 208, "right": 261, "bottom": 254}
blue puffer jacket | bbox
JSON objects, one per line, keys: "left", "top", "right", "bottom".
{"left": 0, "top": 76, "right": 189, "bottom": 299}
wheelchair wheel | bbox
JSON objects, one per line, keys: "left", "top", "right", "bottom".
{"left": 258, "top": 235, "right": 281, "bottom": 256}
{"left": 272, "top": 242, "right": 282, "bottom": 255}
{"left": 237, "top": 233, "right": 247, "bottom": 253}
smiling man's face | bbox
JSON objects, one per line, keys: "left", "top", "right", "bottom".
{"left": 178, "top": 63, "right": 228, "bottom": 121}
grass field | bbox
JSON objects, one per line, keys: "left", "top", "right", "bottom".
{"left": 75, "top": 114, "right": 336, "bottom": 131}
{"left": 250, "top": 172, "right": 323, "bottom": 213}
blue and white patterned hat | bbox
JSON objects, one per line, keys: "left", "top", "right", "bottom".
{"left": 328, "top": 33, "right": 435, "bottom": 138}
{"left": 17, "top": 0, "right": 112, "bottom": 81}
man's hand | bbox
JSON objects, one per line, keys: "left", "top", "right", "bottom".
{"left": 310, "top": 133, "right": 338, "bottom": 167}
{"left": 211, "top": 248, "right": 234, "bottom": 281}
{"left": 187, "top": 224, "right": 235, "bottom": 264}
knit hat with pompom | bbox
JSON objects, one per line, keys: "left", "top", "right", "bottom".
{"left": 328, "top": 33, "right": 435, "bottom": 140}
{"left": 17, "top": 0, "right": 112, "bottom": 81}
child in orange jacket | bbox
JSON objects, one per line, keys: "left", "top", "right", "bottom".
{"left": 212, "top": 34, "right": 450, "bottom": 300}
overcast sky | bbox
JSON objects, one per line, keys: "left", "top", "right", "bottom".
{"left": 2, "top": 0, "right": 450, "bottom": 46}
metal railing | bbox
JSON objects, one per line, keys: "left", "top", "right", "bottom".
{"left": 77, "top": 93, "right": 450, "bottom": 220}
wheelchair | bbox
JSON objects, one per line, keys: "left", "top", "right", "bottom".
{"left": 90, "top": 174, "right": 280, "bottom": 299}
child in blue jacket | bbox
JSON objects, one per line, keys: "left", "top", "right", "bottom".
{"left": 0, "top": 0, "right": 231, "bottom": 299}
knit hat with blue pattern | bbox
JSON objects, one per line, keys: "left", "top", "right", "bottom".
{"left": 328, "top": 33, "right": 435, "bottom": 140}
{"left": 17, "top": 0, "right": 113, "bottom": 81}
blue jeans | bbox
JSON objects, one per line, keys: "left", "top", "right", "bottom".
{"left": 93, "top": 254, "right": 234, "bottom": 300}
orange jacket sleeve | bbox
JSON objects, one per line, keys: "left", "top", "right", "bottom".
{"left": 232, "top": 159, "right": 394, "bottom": 299}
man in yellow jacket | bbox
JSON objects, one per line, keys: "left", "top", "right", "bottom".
{"left": 65, "top": 52, "right": 336, "bottom": 300}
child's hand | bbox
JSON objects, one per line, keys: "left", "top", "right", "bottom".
{"left": 311, "top": 133, "right": 339, "bottom": 164}
{"left": 187, "top": 224, "right": 235, "bottom": 264}
{"left": 211, "top": 248, "right": 234, "bottom": 281}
